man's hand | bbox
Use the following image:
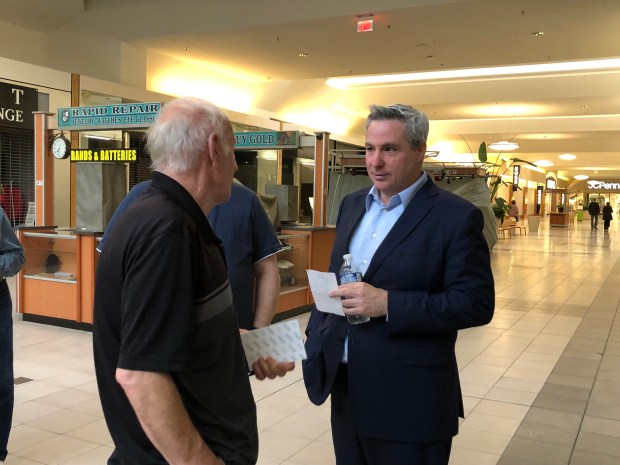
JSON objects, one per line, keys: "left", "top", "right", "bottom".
{"left": 252, "top": 357, "right": 295, "bottom": 380}
{"left": 329, "top": 282, "right": 388, "bottom": 319}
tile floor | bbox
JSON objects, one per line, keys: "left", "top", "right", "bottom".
{"left": 5, "top": 217, "right": 620, "bottom": 465}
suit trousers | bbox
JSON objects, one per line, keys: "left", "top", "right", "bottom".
{"left": 330, "top": 363, "right": 452, "bottom": 465}
{"left": 0, "top": 279, "right": 13, "bottom": 461}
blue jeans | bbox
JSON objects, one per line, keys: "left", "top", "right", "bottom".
{"left": 0, "top": 279, "right": 13, "bottom": 461}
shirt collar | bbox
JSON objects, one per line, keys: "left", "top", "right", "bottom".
{"left": 365, "top": 171, "right": 428, "bottom": 211}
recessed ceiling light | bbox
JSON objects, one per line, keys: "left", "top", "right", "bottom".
{"left": 530, "top": 31, "right": 545, "bottom": 36}
{"left": 488, "top": 141, "right": 519, "bottom": 151}
{"left": 326, "top": 57, "right": 620, "bottom": 89}
{"left": 534, "top": 160, "right": 555, "bottom": 167}
{"left": 298, "top": 53, "right": 310, "bottom": 58}
{"left": 558, "top": 153, "right": 576, "bottom": 160}
{"left": 574, "top": 175, "right": 589, "bottom": 180}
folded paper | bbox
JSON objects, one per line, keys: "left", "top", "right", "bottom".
{"left": 241, "top": 319, "right": 307, "bottom": 366}
{"left": 306, "top": 269, "right": 345, "bottom": 316}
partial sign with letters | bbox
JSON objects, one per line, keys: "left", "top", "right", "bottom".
{"left": 0, "top": 82, "right": 37, "bottom": 130}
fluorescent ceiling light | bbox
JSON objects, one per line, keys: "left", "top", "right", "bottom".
{"left": 558, "top": 153, "right": 576, "bottom": 160}
{"left": 534, "top": 160, "right": 555, "bottom": 167}
{"left": 326, "top": 57, "right": 620, "bottom": 89}
{"left": 84, "top": 134, "right": 115, "bottom": 140}
{"left": 488, "top": 141, "right": 519, "bottom": 151}
{"left": 574, "top": 174, "right": 589, "bottom": 180}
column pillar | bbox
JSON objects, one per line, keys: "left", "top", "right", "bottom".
{"left": 313, "top": 131, "right": 330, "bottom": 227}
{"left": 33, "top": 112, "right": 55, "bottom": 226}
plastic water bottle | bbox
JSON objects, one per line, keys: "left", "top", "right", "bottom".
{"left": 339, "top": 254, "right": 370, "bottom": 324}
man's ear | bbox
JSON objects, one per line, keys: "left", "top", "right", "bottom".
{"left": 207, "top": 132, "right": 220, "bottom": 164}
{"left": 416, "top": 143, "right": 427, "bottom": 163}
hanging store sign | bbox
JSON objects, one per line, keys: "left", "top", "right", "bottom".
{"left": 536, "top": 185, "right": 544, "bottom": 214}
{"left": 69, "top": 148, "right": 137, "bottom": 163}
{"left": 512, "top": 165, "right": 520, "bottom": 192}
{"left": 234, "top": 131, "right": 299, "bottom": 149}
{"left": 587, "top": 180, "right": 620, "bottom": 190}
{"left": 545, "top": 177, "right": 556, "bottom": 189}
{"left": 57, "top": 102, "right": 161, "bottom": 130}
{"left": 0, "top": 82, "right": 37, "bottom": 130}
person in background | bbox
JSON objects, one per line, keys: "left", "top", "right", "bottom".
{"left": 302, "top": 104, "right": 495, "bottom": 465}
{"left": 93, "top": 97, "right": 293, "bottom": 465}
{"left": 207, "top": 182, "right": 281, "bottom": 329}
{"left": 508, "top": 199, "right": 519, "bottom": 222}
{"left": 588, "top": 199, "right": 600, "bottom": 230}
{"left": 602, "top": 201, "right": 613, "bottom": 231}
{"left": 98, "top": 179, "right": 282, "bottom": 331}
{"left": 0, "top": 207, "right": 25, "bottom": 465}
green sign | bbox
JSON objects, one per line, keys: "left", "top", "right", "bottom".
{"left": 234, "top": 131, "right": 299, "bottom": 149}
{"left": 58, "top": 102, "right": 161, "bottom": 130}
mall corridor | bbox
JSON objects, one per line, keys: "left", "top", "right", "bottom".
{"left": 5, "top": 218, "right": 620, "bottom": 465}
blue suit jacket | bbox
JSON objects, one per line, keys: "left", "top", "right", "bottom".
{"left": 302, "top": 175, "right": 495, "bottom": 443}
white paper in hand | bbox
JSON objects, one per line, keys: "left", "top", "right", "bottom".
{"left": 240, "top": 320, "right": 307, "bottom": 366}
{"left": 306, "top": 269, "right": 345, "bottom": 316}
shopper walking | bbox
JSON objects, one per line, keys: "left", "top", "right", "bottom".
{"left": 0, "top": 207, "right": 25, "bottom": 465}
{"left": 603, "top": 202, "right": 613, "bottom": 231}
{"left": 588, "top": 199, "right": 600, "bottom": 230}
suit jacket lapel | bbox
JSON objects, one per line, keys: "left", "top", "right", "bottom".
{"left": 339, "top": 189, "right": 368, "bottom": 251}
{"left": 363, "top": 175, "right": 439, "bottom": 282}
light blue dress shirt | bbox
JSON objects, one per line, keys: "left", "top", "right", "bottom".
{"left": 341, "top": 173, "right": 428, "bottom": 362}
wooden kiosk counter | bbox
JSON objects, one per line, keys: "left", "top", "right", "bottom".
{"left": 16, "top": 227, "right": 101, "bottom": 329}
{"left": 16, "top": 225, "right": 336, "bottom": 328}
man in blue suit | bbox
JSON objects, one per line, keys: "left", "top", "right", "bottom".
{"left": 302, "top": 104, "right": 495, "bottom": 465}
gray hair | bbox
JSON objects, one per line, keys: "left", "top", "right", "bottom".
{"left": 366, "top": 104, "right": 429, "bottom": 149}
{"left": 147, "top": 97, "right": 231, "bottom": 174}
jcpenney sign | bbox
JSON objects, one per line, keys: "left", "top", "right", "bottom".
{"left": 587, "top": 180, "right": 620, "bottom": 190}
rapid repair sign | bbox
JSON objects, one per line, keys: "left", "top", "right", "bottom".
{"left": 58, "top": 102, "right": 161, "bottom": 130}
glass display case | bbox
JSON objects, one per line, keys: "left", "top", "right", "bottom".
{"left": 17, "top": 227, "right": 102, "bottom": 327}
{"left": 275, "top": 232, "right": 310, "bottom": 313}
{"left": 20, "top": 230, "right": 78, "bottom": 282}
{"left": 274, "top": 227, "right": 336, "bottom": 316}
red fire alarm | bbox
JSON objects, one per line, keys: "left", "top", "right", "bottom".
{"left": 357, "top": 19, "right": 374, "bottom": 32}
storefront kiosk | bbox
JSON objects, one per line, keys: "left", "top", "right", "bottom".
{"left": 18, "top": 106, "right": 335, "bottom": 328}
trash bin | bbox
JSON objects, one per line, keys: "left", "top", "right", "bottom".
{"left": 577, "top": 211, "right": 583, "bottom": 221}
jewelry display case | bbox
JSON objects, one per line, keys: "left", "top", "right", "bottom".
{"left": 275, "top": 232, "right": 311, "bottom": 313}
{"left": 275, "top": 226, "right": 336, "bottom": 315}
{"left": 16, "top": 227, "right": 102, "bottom": 328}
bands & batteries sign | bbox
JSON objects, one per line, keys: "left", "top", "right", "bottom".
{"left": 0, "top": 82, "right": 37, "bottom": 130}
{"left": 70, "top": 148, "right": 137, "bottom": 163}
{"left": 58, "top": 102, "right": 161, "bottom": 130}
{"left": 234, "top": 131, "right": 299, "bottom": 149}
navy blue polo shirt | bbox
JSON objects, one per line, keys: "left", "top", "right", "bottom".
{"left": 208, "top": 184, "right": 282, "bottom": 329}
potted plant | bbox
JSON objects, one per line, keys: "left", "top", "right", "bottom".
{"left": 492, "top": 197, "right": 510, "bottom": 224}
{"left": 477, "top": 142, "right": 537, "bottom": 202}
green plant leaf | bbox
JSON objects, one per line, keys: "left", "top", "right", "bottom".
{"left": 478, "top": 142, "right": 487, "bottom": 162}
{"left": 510, "top": 157, "right": 537, "bottom": 168}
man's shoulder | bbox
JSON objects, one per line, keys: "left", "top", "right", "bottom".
{"left": 231, "top": 183, "right": 256, "bottom": 198}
